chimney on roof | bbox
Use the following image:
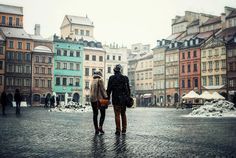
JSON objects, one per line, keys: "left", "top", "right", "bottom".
{"left": 34, "top": 24, "right": 40, "bottom": 36}
{"left": 221, "top": 13, "right": 226, "bottom": 29}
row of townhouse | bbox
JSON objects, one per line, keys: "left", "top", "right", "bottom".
{"left": 0, "top": 4, "right": 128, "bottom": 106}
{"left": 153, "top": 6, "right": 236, "bottom": 107}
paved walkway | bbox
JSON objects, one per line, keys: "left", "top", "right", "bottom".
{"left": 0, "top": 107, "right": 236, "bottom": 157}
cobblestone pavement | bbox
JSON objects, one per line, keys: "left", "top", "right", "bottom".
{"left": 0, "top": 107, "right": 236, "bottom": 158}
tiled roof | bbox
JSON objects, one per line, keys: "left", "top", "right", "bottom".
{"left": 179, "top": 33, "right": 197, "bottom": 41}
{"left": 172, "top": 16, "right": 187, "bottom": 25}
{"left": 33, "top": 46, "right": 52, "bottom": 53}
{"left": 217, "top": 26, "right": 236, "bottom": 42}
{"left": 66, "top": 15, "right": 94, "bottom": 26}
{"left": 201, "top": 17, "right": 221, "bottom": 26}
{"left": 195, "top": 30, "right": 214, "bottom": 40}
{"left": 166, "top": 32, "right": 183, "bottom": 41}
{"left": 0, "top": 27, "right": 31, "bottom": 39}
{"left": 226, "top": 10, "right": 236, "bottom": 19}
{"left": 0, "top": 4, "right": 23, "bottom": 15}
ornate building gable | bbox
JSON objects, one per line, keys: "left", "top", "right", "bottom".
{"left": 202, "top": 37, "right": 225, "bottom": 49}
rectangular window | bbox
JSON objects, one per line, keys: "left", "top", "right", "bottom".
{"left": 26, "top": 53, "right": 31, "bottom": 62}
{"left": 18, "top": 42, "right": 22, "bottom": 49}
{"left": 63, "top": 63, "right": 67, "bottom": 69}
{"left": 209, "top": 76, "right": 213, "bottom": 86}
{"left": 36, "top": 67, "right": 39, "bottom": 74}
{"left": 108, "top": 67, "right": 111, "bottom": 73}
{"left": 85, "top": 81, "right": 89, "bottom": 89}
{"left": 36, "top": 56, "right": 39, "bottom": 63}
{"left": 194, "top": 78, "right": 198, "bottom": 87}
{"left": 41, "top": 67, "right": 45, "bottom": 74}
{"left": 229, "top": 63, "right": 233, "bottom": 71}
{"left": 56, "top": 77, "right": 60, "bottom": 85}
{"left": 76, "top": 63, "right": 80, "bottom": 70}
{"left": 221, "top": 48, "right": 226, "bottom": 55}
{"left": 76, "top": 78, "right": 80, "bottom": 86}
{"left": 70, "top": 63, "right": 73, "bottom": 70}
{"left": 92, "top": 68, "right": 96, "bottom": 75}
{"left": 26, "top": 66, "right": 30, "bottom": 73}
{"left": 182, "top": 80, "right": 185, "bottom": 88}
{"left": 9, "top": 41, "right": 14, "bottom": 49}
{"left": 48, "top": 57, "right": 52, "bottom": 63}
{"left": 99, "top": 56, "right": 103, "bottom": 62}
{"left": 208, "top": 50, "right": 212, "bottom": 57}
{"left": 75, "top": 29, "right": 78, "bottom": 35}
{"left": 188, "top": 52, "right": 191, "bottom": 59}
{"left": 63, "top": 78, "right": 67, "bottom": 86}
{"left": 209, "top": 61, "right": 213, "bottom": 70}
{"left": 193, "top": 51, "right": 197, "bottom": 57}
{"left": 9, "top": 17, "right": 12, "bottom": 26}
{"left": 48, "top": 68, "right": 51, "bottom": 74}
{"left": 107, "top": 55, "right": 110, "bottom": 60}
{"left": 26, "top": 43, "right": 30, "bottom": 50}
{"left": 118, "top": 56, "right": 121, "bottom": 61}
{"left": 18, "top": 52, "right": 22, "bottom": 61}
{"left": 215, "top": 75, "right": 219, "bottom": 86}
{"left": 202, "top": 50, "right": 206, "bottom": 58}
{"left": 48, "top": 80, "right": 51, "bottom": 88}
{"left": 16, "top": 18, "right": 20, "bottom": 26}
{"left": 70, "top": 51, "right": 74, "bottom": 57}
{"left": 222, "top": 60, "right": 226, "bottom": 68}
{"left": 57, "top": 49, "right": 61, "bottom": 56}
{"left": 202, "top": 77, "right": 206, "bottom": 86}
{"left": 188, "top": 64, "right": 191, "bottom": 72}
{"left": 80, "top": 30, "right": 84, "bottom": 35}
{"left": 182, "top": 52, "right": 185, "bottom": 59}
{"left": 86, "top": 30, "right": 89, "bottom": 36}
{"left": 194, "top": 64, "right": 197, "bottom": 72}
{"left": 2, "top": 16, "right": 6, "bottom": 25}
{"left": 202, "top": 62, "right": 206, "bottom": 71}
{"left": 0, "top": 47, "right": 3, "bottom": 54}
{"left": 76, "top": 51, "right": 80, "bottom": 57}
{"left": 215, "top": 61, "right": 219, "bottom": 70}
{"left": 113, "top": 56, "right": 115, "bottom": 60}
{"left": 182, "top": 65, "right": 185, "bottom": 73}
{"left": 85, "top": 68, "right": 89, "bottom": 76}
{"left": 92, "top": 55, "right": 96, "bottom": 61}
{"left": 0, "top": 61, "right": 3, "bottom": 70}
{"left": 41, "top": 80, "right": 45, "bottom": 87}
{"left": 222, "top": 75, "right": 226, "bottom": 85}
{"left": 35, "top": 79, "right": 39, "bottom": 87}
{"left": 42, "top": 57, "right": 45, "bottom": 63}
{"left": 63, "top": 50, "right": 67, "bottom": 56}
{"left": 188, "top": 79, "right": 191, "bottom": 88}
{"left": 85, "top": 55, "right": 89, "bottom": 60}
{"left": 69, "top": 78, "right": 73, "bottom": 86}
{"left": 57, "top": 62, "right": 60, "bottom": 69}
{"left": 215, "top": 49, "right": 219, "bottom": 56}
{"left": 229, "top": 80, "right": 234, "bottom": 87}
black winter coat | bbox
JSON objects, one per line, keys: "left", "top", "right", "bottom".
{"left": 107, "top": 72, "right": 130, "bottom": 106}
{"left": 14, "top": 92, "right": 22, "bottom": 103}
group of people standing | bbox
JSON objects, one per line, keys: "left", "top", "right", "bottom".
{"left": 90, "top": 64, "right": 131, "bottom": 135}
{"left": 0, "top": 89, "right": 22, "bottom": 115}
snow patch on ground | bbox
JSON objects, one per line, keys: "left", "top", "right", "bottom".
{"left": 185, "top": 100, "right": 236, "bottom": 118}
{"left": 49, "top": 101, "right": 92, "bottom": 113}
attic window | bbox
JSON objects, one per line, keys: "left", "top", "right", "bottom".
{"left": 162, "top": 40, "right": 165, "bottom": 45}
{"left": 169, "top": 43, "right": 172, "bottom": 48}
{"left": 190, "top": 40, "right": 193, "bottom": 46}
{"left": 184, "top": 41, "right": 188, "bottom": 47}
{"left": 195, "top": 38, "right": 199, "bottom": 44}
{"left": 157, "top": 41, "right": 160, "bottom": 46}
{"left": 174, "top": 42, "right": 178, "bottom": 47}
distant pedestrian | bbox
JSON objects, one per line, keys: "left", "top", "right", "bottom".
{"left": 14, "top": 89, "right": 22, "bottom": 115}
{"left": 1, "top": 91, "right": 7, "bottom": 115}
{"left": 56, "top": 95, "right": 60, "bottom": 107}
{"left": 107, "top": 64, "right": 131, "bottom": 135}
{"left": 45, "top": 95, "right": 49, "bottom": 108}
{"left": 90, "top": 70, "right": 108, "bottom": 135}
{"left": 50, "top": 95, "right": 55, "bottom": 108}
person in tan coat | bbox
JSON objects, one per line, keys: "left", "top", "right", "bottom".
{"left": 90, "top": 70, "right": 108, "bottom": 135}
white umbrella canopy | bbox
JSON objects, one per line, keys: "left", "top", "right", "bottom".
{"left": 182, "top": 90, "right": 200, "bottom": 99}
{"left": 199, "top": 91, "right": 213, "bottom": 100}
{"left": 212, "top": 92, "right": 225, "bottom": 100}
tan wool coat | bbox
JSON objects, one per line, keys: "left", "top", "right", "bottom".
{"left": 90, "top": 78, "right": 108, "bottom": 102}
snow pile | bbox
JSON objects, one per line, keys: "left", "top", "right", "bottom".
{"left": 49, "top": 101, "right": 92, "bottom": 113}
{"left": 188, "top": 100, "right": 236, "bottom": 117}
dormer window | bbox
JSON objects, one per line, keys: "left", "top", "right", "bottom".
{"left": 174, "top": 42, "right": 178, "bottom": 47}
{"left": 195, "top": 38, "right": 199, "bottom": 44}
{"left": 157, "top": 41, "right": 160, "bottom": 46}
{"left": 169, "top": 43, "right": 172, "bottom": 48}
{"left": 162, "top": 39, "right": 165, "bottom": 45}
{"left": 185, "top": 41, "right": 188, "bottom": 47}
{"left": 190, "top": 40, "right": 193, "bottom": 46}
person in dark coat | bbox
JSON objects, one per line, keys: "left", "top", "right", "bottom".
{"left": 14, "top": 89, "right": 22, "bottom": 115}
{"left": 107, "top": 64, "right": 130, "bottom": 135}
{"left": 45, "top": 95, "right": 49, "bottom": 108}
{"left": 56, "top": 95, "right": 60, "bottom": 107}
{"left": 1, "top": 91, "right": 7, "bottom": 115}
{"left": 50, "top": 95, "right": 55, "bottom": 108}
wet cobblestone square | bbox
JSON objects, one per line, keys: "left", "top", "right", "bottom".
{"left": 0, "top": 107, "right": 236, "bottom": 157}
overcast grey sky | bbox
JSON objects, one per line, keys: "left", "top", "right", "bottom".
{"left": 0, "top": 0, "right": 235, "bottom": 47}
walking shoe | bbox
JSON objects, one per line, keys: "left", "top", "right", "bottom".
{"left": 121, "top": 130, "right": 126, "bottom": 135}
{"left": 99, "top": 128, "right": 105, "bottom": 135}
{"left": 95, "top": 130, "right": 99, "bottom": 135}
{"left": 115, "top": 131, "right": 120, "bottom": 135}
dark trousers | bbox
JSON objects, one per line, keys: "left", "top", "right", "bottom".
{"left": 16, "top": 102, "right": 21, "bottom": 115}
{"left": 91, "top": 102, "right": 106, "bottom": 131}
{"left": 113, "top": 105, "right": 127, "bottom": 132}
